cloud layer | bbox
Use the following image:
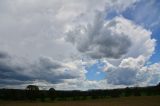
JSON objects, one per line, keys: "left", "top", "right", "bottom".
{"left": 0, "top": 0, "right": 159, "bottom": 90}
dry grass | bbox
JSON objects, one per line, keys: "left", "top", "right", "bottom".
{"left": 0, "top": 96, "right": 160, "bottom": 106}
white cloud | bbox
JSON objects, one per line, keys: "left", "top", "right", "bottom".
{"left": 104, "top": 55, "right": 160, "bottom": 86}
{"left": 112, "top": 17, "right": 156, "bottom": 60}
{"left": 119, "top": 55, "right": 145, "bottom": 69}
{"left": 66, "top": 15, "right": 155, "bottom": 62}
{"left": 66, "top": 14, "right": 132, "bottom": 59}
{"left": 142, "top": 63, "right": 160, "bottom": 85}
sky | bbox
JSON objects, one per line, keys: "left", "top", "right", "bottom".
{"left": 0, "top": 0, "right": 160, "bottom": 90}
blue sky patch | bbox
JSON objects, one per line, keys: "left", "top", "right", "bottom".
{"left": 85, "top": 61, "right": 106, "bottom": 81}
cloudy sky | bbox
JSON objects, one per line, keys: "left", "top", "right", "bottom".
{"left": 0, "top": 0, "right": 160, "bottom": 90}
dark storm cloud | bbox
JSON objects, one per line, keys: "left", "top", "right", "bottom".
{"left": 0, "top": 79, "right": 28, "bottom": 85}
{"left": 0, "top": 52, "right": 81, "bottom": 86}
{"left": 0, "top": 52, "right": 33, "bottom": 85}
{"left": 66, "top": 12, "right": 132, "bottom": 59}
{"left": 0, "top": 51, "right": 10, "bottom": 59}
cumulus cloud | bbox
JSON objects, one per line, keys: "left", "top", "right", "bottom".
{"left": 66, "top": 13, "right": 132, "bottom": 59}
{"left": 119, "top": 55, "right": 145, "bottom": 69}
{"left": 143, "top": 63, "right": 160, "bottom": 85}
{"left": 66, "top": 15, "right": 155, "bottom": 61}
{"left": 104, "top": 56, "right": 160, "bottom": 86}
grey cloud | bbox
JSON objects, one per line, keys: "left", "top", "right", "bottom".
{"left": 38, "top": 57, "right": 63, "bottom": 70}
{"left": 0, "top": 52, "right": 34, "bottom": 83}
{"left": 0, "top": 79, "right": 28, "bottom": 85}
{"left": 107, "top": 67, "right": 138, "bottom": 85}
{"left": 0, "top": 51, "right": 83, "bottom": 86}
{"left": 147, "top": 63, "right": 160, "bottom": 85}
{"left": 66, "top": 12, "right": 131, "bottom": 59}
{"left": 0, "top": 51, "right": 9, "bottom": 59}
{"left": 31, "top": 57, "right": 82, "bottom": 83}
{"left": 105, "top": 61, "right": 160, "bottom": 86}
{"left": 149, "top": 74, "right": 160, "bottom": 85}
{"left": 0, "top": 51, "right": 10, "bottom": 59}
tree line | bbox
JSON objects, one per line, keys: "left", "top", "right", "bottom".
{"left": 0, "top": 83, "right": 160, "bottom": 101}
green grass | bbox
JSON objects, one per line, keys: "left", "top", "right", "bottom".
{"left": 0, "top": 96, "right": 160, "bottom": 106}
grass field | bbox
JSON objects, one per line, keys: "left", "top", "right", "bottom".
{"left": 0, "top": 96, "right": 160, "bottom": 106}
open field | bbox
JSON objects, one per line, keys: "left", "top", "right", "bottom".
{"left": 0, "top": 96, "right": 160, "bottom": 106}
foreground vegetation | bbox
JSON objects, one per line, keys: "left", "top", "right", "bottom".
{"left": 0, "top": 96, "right": 160, "bottom": 106}
{"left": 0, "top": 83, "right": 160, "bottom": 102}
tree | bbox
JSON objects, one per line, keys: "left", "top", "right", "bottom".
{"left": 26, "top": 85, "right": 39, "bottom": 91}
{"left": 156, "top": 82, "right": 160, "bottom": 87}
{"left": 48, "top": 88, "right": 56, "bottom": 100}
{"left": 133, "top": 87, "right": 141, "bottom": 96}
{"left": 125, "top": 87, "right": 132, "bottom": 97}
{"left": 26, "top": 85, "right": 39, "bottom": 100}
{"left": 40, "top": 91, "right": 46, "bottom": 102}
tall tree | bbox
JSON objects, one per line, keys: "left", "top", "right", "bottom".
{"left": 26, "top": 85, "right": 39, "bottom": 100}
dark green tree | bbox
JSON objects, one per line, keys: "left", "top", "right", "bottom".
{"left": 48, "top": 88, "right": 56, "bottom": 100}
{"left": 26, "top": 85, "right": 39, "bottom": 91}
{"left": 26, "top": 85, "right": 39, "bottom": 100}
{"left": 125, "top": 87, "right": 132, "bottom": 97}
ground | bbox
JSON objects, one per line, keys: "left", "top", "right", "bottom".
{"left": 0, "top": 96, "right": 160, "bottom": 106}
